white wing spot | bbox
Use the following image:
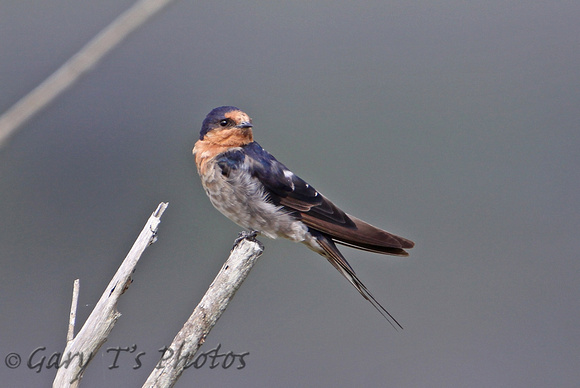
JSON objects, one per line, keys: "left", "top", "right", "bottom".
{"left": 284, "top": 170, "right": 295, "bottom": 190}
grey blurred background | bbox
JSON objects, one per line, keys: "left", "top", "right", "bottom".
{"left": 1, "top": 1, "right": 579, "bottom": 386}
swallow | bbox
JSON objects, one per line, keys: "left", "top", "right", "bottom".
{"left": 193, "top": 106, "right": 414, "bottom": 329}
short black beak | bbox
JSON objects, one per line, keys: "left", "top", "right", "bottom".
{"left": 236, "top": 121, "right": 253, "bottom": 129}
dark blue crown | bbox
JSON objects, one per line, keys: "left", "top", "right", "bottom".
{"left": 199, "top": 106, "right": 240, "bottom": 140}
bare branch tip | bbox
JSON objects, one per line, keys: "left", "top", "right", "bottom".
{"left": 231, "top": 230, "right": 264, "bottom": 252}
{"left": 153, "top": 202, "right": 169, "bottom": 218}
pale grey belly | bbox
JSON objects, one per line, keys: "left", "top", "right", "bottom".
{"left": 201, "top": 165, "right": 309, "bottom": 242}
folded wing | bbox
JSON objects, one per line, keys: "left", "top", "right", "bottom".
{"left": 243, "top": 142, "right": 414, "bottom": 255}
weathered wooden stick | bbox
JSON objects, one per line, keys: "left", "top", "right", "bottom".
{"left": 142, "top": 232, "right": 264, "bottom": 388}
{"left": 53, "top": 202, "right": 168, "bottom": 387}
{"left": 66, "top": 279, "right": 80, "bottom": 343}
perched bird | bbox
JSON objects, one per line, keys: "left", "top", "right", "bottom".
{"left": 193, "top": 106, "right": 414, "bottom": 329}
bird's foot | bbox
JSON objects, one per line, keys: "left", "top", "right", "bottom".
{"left": 232, "top": 230, "right": 259, "bottom": 250}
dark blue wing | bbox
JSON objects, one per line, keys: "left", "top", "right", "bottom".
{"left": 242, "top": 142, "right": 354, "bottom": 226}
{"left": 241, "top": 142, "right": 414, "bottom": 254}
{"left": 215, "top": 149, "right": 245, "bottom": 178}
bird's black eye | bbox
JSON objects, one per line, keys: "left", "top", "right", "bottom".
{"left": 219, "top": 119, "right": 229, "bottom": 127}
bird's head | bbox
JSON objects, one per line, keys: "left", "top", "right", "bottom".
{"left": 199, "top": 106, "right": 254, "bottom": 143}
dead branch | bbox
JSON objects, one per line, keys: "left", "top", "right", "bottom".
{"left": 142, "top": 233, "right": 264, "bottom": 388}
{"left": 53, "top": 202, "right": 168, "bottom": 387}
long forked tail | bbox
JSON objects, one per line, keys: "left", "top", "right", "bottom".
{"left": 308, "top": 230, "right": 403, "bottom": 330}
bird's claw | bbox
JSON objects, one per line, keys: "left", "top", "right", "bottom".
{"left": 232, "top": 230, "right": 259, "bottom": 250}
